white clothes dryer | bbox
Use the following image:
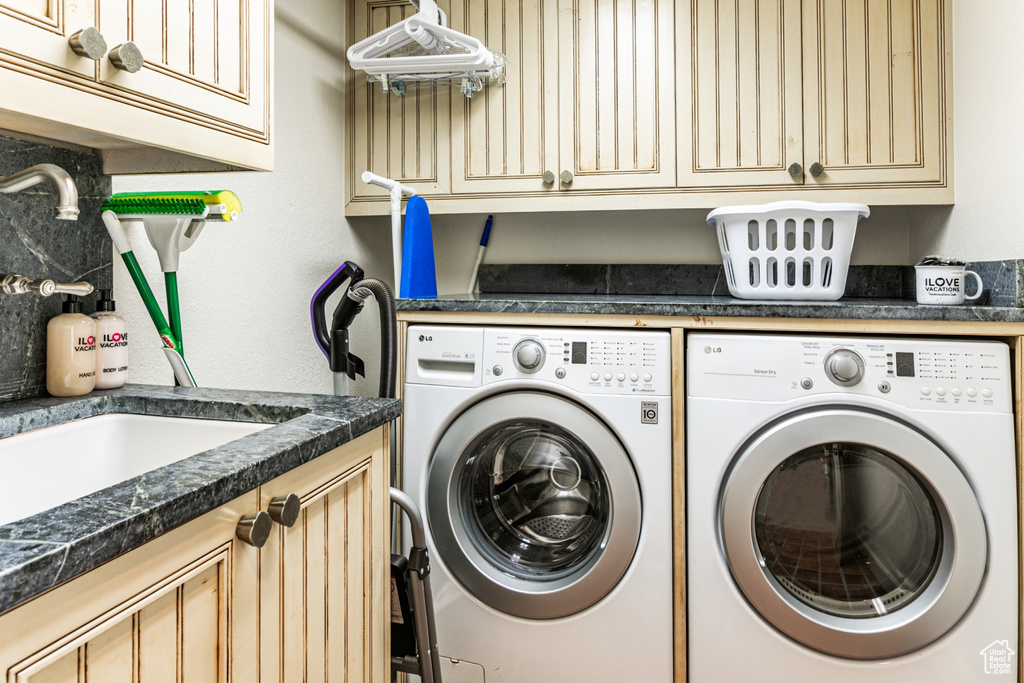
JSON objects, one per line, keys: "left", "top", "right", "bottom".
{"left": 687, "top": 333, "right": 1018, "bottom": 682}
{"left": 402, "top": 325, "right": 673, "bottom": 682}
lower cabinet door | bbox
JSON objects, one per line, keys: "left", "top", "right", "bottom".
{"left": 258, "top": 429, "right": 390, "bottom": 683}
{"left": 0, "top": 490, "right": 261, "bottom": 683}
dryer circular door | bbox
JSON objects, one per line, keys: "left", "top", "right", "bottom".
{"left": 720, "top": 406, "right": 987, "bottom": 659}
{"left": 426, "top": 391, "right": 641, "bottom": 620}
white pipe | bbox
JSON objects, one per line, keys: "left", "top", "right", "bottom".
{"left": 361, "top": 171, "right": 417, "bottom": 295}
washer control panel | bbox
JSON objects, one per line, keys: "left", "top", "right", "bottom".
{"left": 688, "top": 333, "right": 1012, "bottom": 413}
{"left": 405, "top": 325, "right": 670, "bottom": 395}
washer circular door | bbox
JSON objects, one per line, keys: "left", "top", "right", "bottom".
{"left": 426, "top": 391, "right": 641, "bottom": 620}
{"left": 720, "top": 406, "right": 986, "bottom": 659}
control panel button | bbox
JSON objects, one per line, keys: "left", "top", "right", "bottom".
{"left": 616, "top": 372, "right": 626, "bottom": 382}
{"left": 935, "top": 387, "right": 946, "bottom": 397}
{"left": 967, "top": 388, "right": 978, "bottom": 398}
{"left": 824, "top": 348, "right": 865, "bottom": 386}
{"left": 920, "top": 386, "right": 931, "bottom": 396}
{"left": 492, "top": 365, "right": 503, "bottom": 376}
{"left": 878, "top": 381, "right": 891, "bottom": 394}
{"left": 591, "top": 372, "right": 600, "bottom": 381}
{"left": 643, "top": 373, "right": 653, "bottom": 383}
{"left": 604, "top": 372, "right": 613, "bottom": 381}
{"left": 951, "top": 387, "right": 962, "bottom": 397}
{"left": 513, "top": 338, "right": 546, "bottom": 374}
{"left": 630, "top": 373, "right": 639, "bottom": 382}
{"left": 555, "top": 367, "right": 566, "bottom": 379}
{"left": 983, "top": 388, "right": 993, "bottom": 398}
{"left": 800, "top": 378, "right": 813, "bottom": 390}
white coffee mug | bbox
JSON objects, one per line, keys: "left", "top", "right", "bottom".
{"left": 915, "top": 264, "right": 983, "bottom": 305}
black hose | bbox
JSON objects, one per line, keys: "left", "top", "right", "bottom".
{"left": 350, "top": 278, "right": 397, "bottom": 399}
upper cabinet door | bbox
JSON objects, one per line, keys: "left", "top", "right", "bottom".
{"left": 0, "top": 0, "right": 100, "bottom": 78}
{"left": 678, "top": 0, "right": 804, "bottom": 188}
{"left": 801, "top": 0, "right": 949, "bottom": 187}
{"left": 348, "top": 0, "right": 450, "bottom": 202}
{"left": 97, "top": 0, "right": 270, "bottom": 140}
{"left": 449, "top": 0, "right": 559, "bottom": 195}
{"left": 560, "top": 0, "right": 676, "bottom": 191}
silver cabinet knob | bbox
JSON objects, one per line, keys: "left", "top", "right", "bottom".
{"left": 560, "top": 170, "right": 574, "bottom": 185}
{"left": 108, "top": 42, "right": 144, "bottom": 73}
{"left": 268, "top": 493, "right": 301, "bottom": 527}
{"left": 787, "top": 162, "right": 803, "bottom": 177}
{"left": 542, "top": 170, "right": 555, "bottom": 185}
{"left": 68, "top": 27, "right": 108, "bottom": 60}
{"left": 809, "top": 162, "right": 825, "bottom": 177}
{"left": 236, "top": 510, "right": 273, "bottom": 548}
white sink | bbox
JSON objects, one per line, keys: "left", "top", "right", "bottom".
{"left": 0, "top": 413, "right": 272, "bottom": 526}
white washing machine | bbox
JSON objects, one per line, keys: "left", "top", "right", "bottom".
{"left": 687, "top": 333, "right": 1018, "bottom": 681}
{"left": 402, "top": 325, "right": 673, "bottom": 682}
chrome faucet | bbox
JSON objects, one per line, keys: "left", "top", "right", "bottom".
{"left": 0, "top": 164, "right": 79, "bottom": 220}
{"left": 1, "top": 273, "right": 94, "bottom": 298}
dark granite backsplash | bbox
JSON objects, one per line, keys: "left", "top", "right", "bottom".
{"left": 0, "top": 135, "right": 112, "bottom": 402}
{"left": 479, "top": 262, "right": 1024, "bottom": 306}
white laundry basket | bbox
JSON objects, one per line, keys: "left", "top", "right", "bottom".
{"left": 706, "top": 200, "right": 870, "bottom": 301}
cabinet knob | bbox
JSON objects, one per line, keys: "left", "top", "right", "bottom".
{"left": 68, "top": 28, "right": 108, "bottom": 61}
{"left": 236, "top": 510, "right": 273, "bottom": 548}
{"left": 108, "top": 42, "right": 144, "bottom": 73}
{"left": 787, "top": 162, "right": 803, "bottom": 177}
{"left": 809, "top": 162, "right": 825, "bottom": 178}
{"left": 560, "top": 170, "right": 574, "bottom": 185}
{"left": 268, "top": 493, "right": 301, "bottom": 527}
{"left": 542, "top": 170, "right": 555, "bottom": 185}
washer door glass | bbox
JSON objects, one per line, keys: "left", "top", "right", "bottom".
{"left": 754, "top": 443, "right": 942, "bottom": 619}
{"left": 427, "top": 391, "right": 641, "bottom": 620}
{"left": 720, "top": 407, "right": 986, "bottom": 659}
{"left": 463, "top": 421, "right": 609, "bottom": 580}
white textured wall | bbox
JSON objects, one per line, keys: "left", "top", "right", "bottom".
{"left": 113, "top": 1, "right": 394, "bottom": 397}
{"left": 908, "top": 0, "right": 1024, "bottom": 261}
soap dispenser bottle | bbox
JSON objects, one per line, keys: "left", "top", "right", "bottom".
{"left": 91, "top": 289, "right": 128, "bottom": 389}
{"left": 46, "top": 294, "right": 96, "bottom": 396}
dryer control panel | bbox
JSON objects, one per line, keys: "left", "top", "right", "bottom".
{"left": 688, "top": 333, "right": 1012, "bottom": 413}
{"left": 406, "top": 326, "right": 671, "bottom": 396}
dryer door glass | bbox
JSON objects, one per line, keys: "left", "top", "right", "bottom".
{"left": 719, "top": 407, "right": 987, "bottom": 659}
{"left": 753, "top": 443, "right": 942, "bottom": 618}
{"left": 462, "top": 420, "right": 609, "bottom": 579}
{"left": 427, "top": 391, "right": 642, "bottom": 620}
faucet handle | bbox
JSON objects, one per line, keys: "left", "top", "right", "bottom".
{"left": 50, "top": 281, "right": 95, "bottom": 297}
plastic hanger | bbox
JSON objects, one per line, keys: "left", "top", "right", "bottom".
{"left": 347, "top": 0, "right": 496, "bottom": 79}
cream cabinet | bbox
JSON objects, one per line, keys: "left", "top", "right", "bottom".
{"left": 0, "top": 428, "right": 389, "bottom": 683}
{"left": 447, "top": 0, "right": 676, "bottom": 195}
{"left": 0, "top": 489, "right": 261, "bottom": 682}
{"left": 258, "top": 429, "right": 390, "bottom": 683}
{"left": 345, "top": 0, "right": 675, "bottom": 212}
{"left": 347, "top": 0, "right": 952, "bottom": 214}
{"left": 0, "top": 0, "right": 272, "bottom": 173}
{"left": 677, "top": 0, "right": 952, "bottom": 200}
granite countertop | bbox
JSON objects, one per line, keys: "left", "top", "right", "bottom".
{"left": 0, "top": 384, "right": 400, "bottom": 615}
{"left": 397, "top": 293, "right": 1024, "bottom": 323}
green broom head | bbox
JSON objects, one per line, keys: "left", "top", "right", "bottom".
{"left": 102, "top": 193, "right": 209, "bottom": 216}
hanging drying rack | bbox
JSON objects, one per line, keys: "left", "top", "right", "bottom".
{"left": 346, "top": 0, "right": 506, "bottom": 97}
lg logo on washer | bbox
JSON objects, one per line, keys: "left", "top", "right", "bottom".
{"left": 419, "top": 335, "right": 433, "bottom": 342}
{"left": 703, "top": 346, "right": 722, "bottom": 354}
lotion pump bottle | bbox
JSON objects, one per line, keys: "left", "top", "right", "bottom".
{"left": 91, "top": 289, "right": 128, "bottom": 389}
{"left": 46, "top": 294, "right": 96, "bottom": 396}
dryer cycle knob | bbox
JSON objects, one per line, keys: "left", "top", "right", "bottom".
{"left": 513, "top": 338, "right": 546, "bottom": 373}
{"left": 824, "top": 348, "right": 865, "bottom": 386}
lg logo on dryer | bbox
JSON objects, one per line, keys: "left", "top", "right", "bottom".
{"left": 704, "top": 346, "right": 722, "bottom": 354}
{"left": 419, "top": 335, "right": 433, "bottom": 342}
